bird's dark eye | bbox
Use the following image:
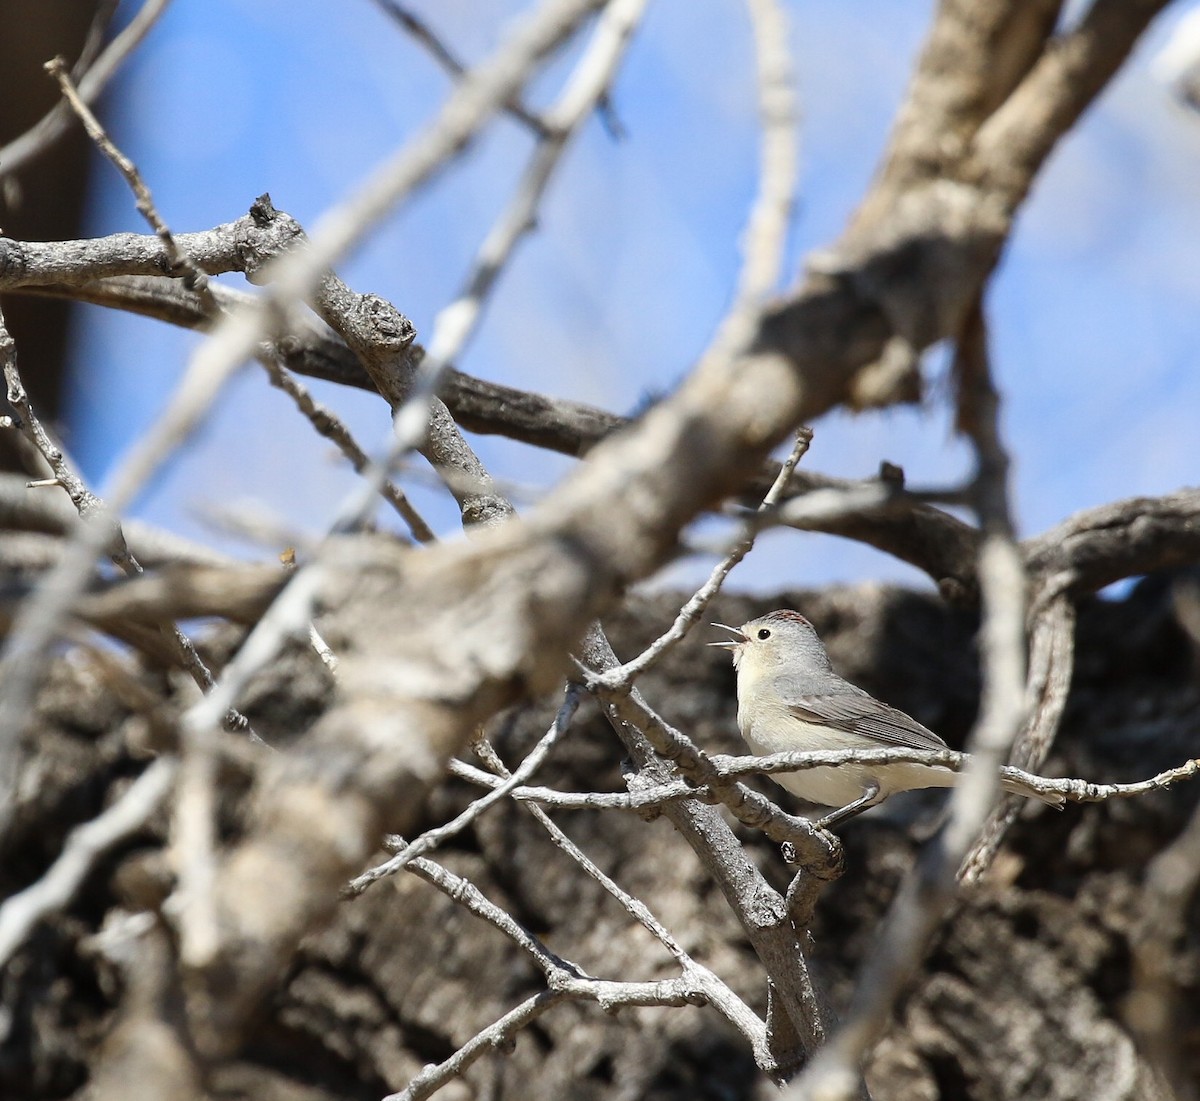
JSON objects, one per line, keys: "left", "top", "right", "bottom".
{"left": 757, "top": 628, "right": 771, "bottom": 640}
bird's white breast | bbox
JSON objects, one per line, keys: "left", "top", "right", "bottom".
{"left": 736, "top": 689, "right": 874, "bottom": 807}
{"left": 735, "top": 672, "right": 956, "bottom": 808}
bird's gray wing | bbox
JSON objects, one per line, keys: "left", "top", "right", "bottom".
{"left": 787, "top": 691, "right": 949, "bottom": 752}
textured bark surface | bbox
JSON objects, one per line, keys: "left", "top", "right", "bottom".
{"left": 2, "top": 573, "right": 1197, "bottom": 1101}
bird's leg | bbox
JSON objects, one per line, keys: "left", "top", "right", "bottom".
{"left": 815, "top": 781, "right": 883, "bottom": 830}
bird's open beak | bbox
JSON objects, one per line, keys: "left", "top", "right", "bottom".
{"left": 708, "top": 622, "right": 748, "bottom": 650}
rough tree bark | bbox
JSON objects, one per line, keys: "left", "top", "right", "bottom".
{"left": 0, "top": 2, "right": 1198, "bottom": 1100}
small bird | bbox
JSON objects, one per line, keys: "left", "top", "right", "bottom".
{"left": 712, "top": 609, "right": 1063, "bottom": 827}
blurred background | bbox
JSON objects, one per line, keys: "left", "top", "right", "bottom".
{"left": 4, "top": 0, "right": 1200, "bottom": 592}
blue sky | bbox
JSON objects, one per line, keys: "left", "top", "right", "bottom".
{"left": 66, "top": 0, "right": 1200, "bottom": 592}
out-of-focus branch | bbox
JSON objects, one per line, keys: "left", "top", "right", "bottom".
{"left": 18, "top": 479, "right": 1190, "bottom": 656}
{"left": 321, "top": 0, "right": 650, "bottom": 535}
{"left": 411, "top": 0, "right": 648, "bottom": 376}
{"left": 11, "top": 0, "right": 1177, "bottom": 1092}
{"left": 0, "top": 0, "right": 171, "bottom": 183}
{"left": 0, "top": 300, "right": 251, "bottom": 848}
{"left": 972, "top": 0, "right": 1174, "bottom": 207}
{"left": 371, "top": 0, "right": 554, "bottom": 136}
{"left": 1024, "top": 490, "right": 1200, "bottom": 601}
{"left": 0, "top": 757, "right": 177, "bottom": 968}
{"left": 594, "top": 0, "right": 799, "bottom": 696}
{"left": 704, "top": 0, "right": 797, "bottom": 366}
{"left": 961, "top": 478, "right": 1200, "bottom": 882}
{"left": 784, "top": 292, "right": 1028, "bottom": 1098}
{"left": 394, "top": 849, "right": 767, "bottom": 1096}
{"left": 0, "top": 472, "right": 230, "bottom": 567}
{"left": 94, "top": 0, "right": 605, "bottom": 532}
{"left": 1153, "top": 5, "right": 1200, "bottom": 113}
{"left": 345, "top": 687, "right": 580, "bottom": 895}
{"left": 1127, "top": 798, "right": 1200, "bottom": 1101}
{"left": 870, "top": 0, "right": 1063, "bottom": 181}
{"left": 22, "top": 271, "right": 1199, "bottom": 600}
{"left": 959, "top": 592, "right": 1076, "bottom": 883}
{"left": 599, "top": 429, "right": 811, "bottom": 686}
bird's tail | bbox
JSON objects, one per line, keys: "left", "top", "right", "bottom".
{"left": 1000, "top": 770, "right": 1065, "bottom": 808}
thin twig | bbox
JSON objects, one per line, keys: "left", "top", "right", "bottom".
{"left": 385, "top": 978, "right": 710, "bottom": 1101}
{"left": 370, "top": 0, "right": 554, "bottom": 136}
{"left": 386, "top": 991, "right": 564, "bottom": 1101}
{"left": 0, "top": 758, "right": 177, "bottom": 967}
{"left": 472, "top": 731, "right": 692, "bottom": 964}
{"left": 453, "top": 747, "right": 1199, "bottom": 810}
{"left": 0, "top": 306, "right": 247, "bottom": 857}
{"left": 42, "top": 58, "right": 261, "bottom": 964}
{"left": 106, "top": 0, "right": 605, "bottom": 527}
{"left": 404, "top": 853, "right": 583, "bottom": 978}
{"left": 0, "top": 0, "right": 172, "bottom": 183}
{"left": 258, "top": 347, "right": 437, "bottom": 542}
{"left": 344, "top": 687, "right": 581, "bottom": 896}
{"left": 394, "top": 851, "right": 768, "bottom": 1097}
{"left": 400, "top": 842, "right": 769, "bottom": 1083}
{"left": 44, "top": 57, "right": 217, "bottom": 309}
{"left": 334, "top": 0, "right": 648, "bottom": 534}
{"left": 597, "top": 428, "right": 812, "bottom": 687}
{"left": 588, "top": 675, "right": 841, "bottom": 869}
{"left": 447, "top": 761, "right": 694, "bottom": 810}
{"left": 718, "top": 748, "right": 1198, "bottom": 805}
{"left": 467, "top": 732, "right": 773, "bottom": 1065}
